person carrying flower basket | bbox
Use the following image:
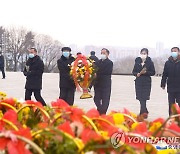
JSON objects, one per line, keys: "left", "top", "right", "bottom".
{"left": 70, "top": 53, "right": 96, "bottom": 99}
{"left": 94, "top": 48, "right": 113, "bottom": 115}
{"left": 57, "top": 47, "right": 76, "bottom": 105}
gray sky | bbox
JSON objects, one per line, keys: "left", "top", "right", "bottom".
{"left": 1, "top": 0, "right": 180, "bottom": 48}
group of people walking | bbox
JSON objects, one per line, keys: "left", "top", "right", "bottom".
{"left": 1, "top": 46, "right": 180, "bottom": 118}
{"left": 22, "top": 47, "right": 113, "bottom": 115}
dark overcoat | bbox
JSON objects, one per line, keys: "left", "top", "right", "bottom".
{"left": 23, "top": 55, "right": 44, "bottom": 90}
{"left": 161, "top": 57, "right": 180, "bottom": 93}
{"left": 57, "top": 55, "right": 75, "bottom": 89}
{"left": 132, "top": 57, "right": 155, "bottom": 100}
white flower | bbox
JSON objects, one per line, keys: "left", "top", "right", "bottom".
{"left": 71, "top": 62, "right": 75, "bottom": 66}
{"left": 78, "top": 60, "right": 83, "bottom": 63}
{"left": 70, "top": 121, "right": 84, "bottom": 137}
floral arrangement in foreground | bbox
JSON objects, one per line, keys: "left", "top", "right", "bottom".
{"left": 0, "top": 91, "right": 179, "bottom": 154}
{"left": 70, "top": 54, "right": 96, "bottom": 99}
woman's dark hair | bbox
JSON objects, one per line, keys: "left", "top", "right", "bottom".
{"left": 31, "top": 47, "right": 37, "bottom": 52}
{"left": 140, "top": 48, "right": 149, "bottom": 55}
{"left": 61, "top": 47, "right": 71, "bottom": 52}
{"left": 102, "top": 48, "right": 110, "bottom": 55}
{"left": 171, "top": 47, "right": 180, "bottom": 51}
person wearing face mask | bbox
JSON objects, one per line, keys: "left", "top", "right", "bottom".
{"left": 0, "top": 51, "right": 5, "bottom": 79}
{"left": 94, "top": 48, "right": 113, "bottom": 114}
{"left": 57, "top": 47, "right": 76, "bottom": 105}
{"left": 132, "top": 48, "right": 155, "bottom": 119}
{"left": 23, "top": 47, "right": 46, "bottom": 106}
{"left": 161, "top": 47, "right": 180, "bottom": 116}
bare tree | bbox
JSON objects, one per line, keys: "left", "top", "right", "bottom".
{"left": 34, "top": 34, "right": 62, "bottom": 72}
{"left": 6, "top": 27, "right": 34, "bottom": 71}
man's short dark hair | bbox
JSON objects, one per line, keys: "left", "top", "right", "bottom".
{"left": 140, "top": 48, "right": 149, "bottom": 55}
{"left": 61, "top": 47, "right": 71, "bottom": 52}
{"left": 171, "top": 47, "right": 180, "bottom": 51}
{"left": 90, "top": 51, "right": 95, "bottom": 55}
{"left": 31, "top": 47, "right": 37, "bottom": 52}
{"left": 102, "top": 48, "right": 110, "bottom": 55}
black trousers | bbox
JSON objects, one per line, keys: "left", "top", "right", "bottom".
{"left": 139, "top": 100, "right": 148, "bottom": 114}
{"left": 25, "top": 89, "right": 46, "bottom": 106}
{"left": 168, "top": 92, "right": 180, "bottom": 115}
{"left": 94, "top": 86, "right": 111, "bottom": 115}
{"left": 0, "top": 67, "right": 5, "bottom": 78}
{"left": 60, "top": 87, "right": 75, "bottom": 106}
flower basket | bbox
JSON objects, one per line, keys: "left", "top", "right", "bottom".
{"left": 70, "top": 54, "right": 96, "bottom": 99}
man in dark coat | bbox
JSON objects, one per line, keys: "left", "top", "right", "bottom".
{"left": 132, "top": 48, "right": 155, "bottom": 118}
{"left": 89, "top": 51, "right": 99, "bottom": 91}
{"left": 161, "top": 47, "right": 180, "bottom": 115}
{"left": 0, "top": 51, "right": 5, "bottom": 79}
{"left": 57, "top": 47, "right": 75, "bottom": 105}
{"left": 94, "top": 48, "right": 113, "bottom": 114}
{"left": 23, "top": 47, "right": 46, "bottom": 106}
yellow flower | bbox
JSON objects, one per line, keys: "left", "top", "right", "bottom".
{"left": 73, "top": 138, "right": 84, "bottom": 151}
{"left": 131, "top": 122, "right": 139, "bottom": 130}
{"left": 157, "top": 149, "right": 177, "bottom": 154}
{"left": 0, "top": 92, "right": 7, "bottom": 100}
{"left": 113, "top": 113, "right": 125, "bottom": 125}
{"left": 99, "top": 130, "right": 109, "bottom": 140}
{"left": 0, "top": 110, "right": 3, "bottom": 118}
{"left": 23, "top": 107, "right": 30, "bottom": 114}
{"left": 149, "top": 122, "right": 162, "bottom": 133}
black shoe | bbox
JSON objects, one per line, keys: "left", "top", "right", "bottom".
{"left": 2, "top": 78, "right": 5, "bottom": 79}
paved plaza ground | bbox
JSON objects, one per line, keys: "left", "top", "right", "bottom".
{"left": 0, "top": 72, "right": 169, "bottom": 120}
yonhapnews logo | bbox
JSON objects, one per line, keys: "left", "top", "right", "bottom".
{"left": 110, "top": 132, "right": 126, "bottom": 148}
{"left": 110, "top": 132, "right": 180, "bottom": 150}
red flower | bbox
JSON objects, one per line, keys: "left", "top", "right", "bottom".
{"left": 37, "top": 122, "right": 48, "bottom": 129}
{"left": 2, "top": 98, "right": 16, "bottom": 106}
{"left": 168, "top": 123, "right": 180, "bottom": 133}
{"left": 80, "top": 128, "right": 103, "bottom": 143}
{"left": 123, "top": 108, "right": 131, "bottom": 115}
{"left": 13, "top": 128, "right": 32, "bottom": 140}
{"left": 133, "top": 122, "right": 150, "bottom": 136}
{"left": 58, "top": 121, "right": 75, "bottom": 137}
{"left": 7, "top": 140, "right": 32, "bottom": 154}
{"left": 25, "top": 100, "right": 43, "bottom": 108}
{"left": 152, "top": 118, "right": 165, "bottom": 124}
{"left": 171, "top": 103, "right": 180, "bottom": 114}
{"left": 101, "top": 115, "right": 115, "bottom": 124}
{"left": 3, "top": 110, "right": 17, "bottom": 124}
{"left": 69, "top": 107, "right": 84, "bottom": 121}
{"left": 0, "top": 130, "right": 32, "bottom": 154}
{"left": 86, "top": 108, "right": 100, "bottom": 118}
{"left": 51, "top": 99, "right": 70, "bottom": 109}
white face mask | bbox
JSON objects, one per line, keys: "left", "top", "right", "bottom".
{"left": 101, "top": 54, "right": 107, "bottom": 60}
{"left": 141, "top": 54, "right": 147, "bottom": 60}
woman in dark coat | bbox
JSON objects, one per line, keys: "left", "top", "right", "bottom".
{"left": 132, "top": 48, "right": 155, "bottom": 118}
